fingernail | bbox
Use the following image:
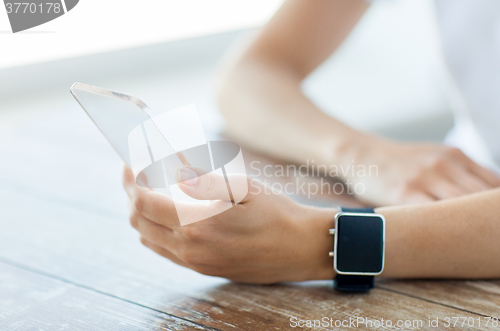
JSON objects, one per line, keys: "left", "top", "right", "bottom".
{"left": 178, "top": 167, "right": 198, "bottom": 186}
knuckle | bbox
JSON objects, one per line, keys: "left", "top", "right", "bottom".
{"left": 446, "top": 147, "right": 464, "bottom": 158}
{"left": 409, "top": 168, "right": 427, "bottom": 182}
{"left": 401, "top": 181, "right": 418, "bottom": 196}
{"left": 133, "top": 194, "right": 146, "bottom": 213}
{"left": 402, "top": 181, "right": 416, "bottom": 193}
{"left": 431, "top": 158, "right": 449, "bottom": 171}
{"left": 182, "top": 226, "right": 204, "bottom": 242}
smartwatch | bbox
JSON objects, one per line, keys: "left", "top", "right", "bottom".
{"left": 329, "top": 207, "right": 385, "bottom": 292}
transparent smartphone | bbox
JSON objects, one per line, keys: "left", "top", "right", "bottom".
{"left": 70, "top": 83, "right": 248, "bottom": 225}
{"left": 70, "top": 83, "right": 188, "bottom": 169}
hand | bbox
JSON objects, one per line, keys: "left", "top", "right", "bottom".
{"left": 122, "top": 165, "right": 335, "bottom": 284}
{"left": 344, "top": 138, "right": 500, "bottom": 206}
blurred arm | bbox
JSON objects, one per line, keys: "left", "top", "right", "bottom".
{"left": 216, "top": 0, "right": 372, "bottom": 166}
{"left": 216, "top": 0, "right": 500, "bottom": 206}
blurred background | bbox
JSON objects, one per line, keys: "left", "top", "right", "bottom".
{"left": 0, "top": 0, "right": 453, "bottom": 213}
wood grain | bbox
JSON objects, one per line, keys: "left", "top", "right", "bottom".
{"left": 0, "top": 261, "right": 211, "bottom": 331}
{"left": 378, "top": 279, "right": 500, "bottom": 318}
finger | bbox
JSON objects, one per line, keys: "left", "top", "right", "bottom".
{"left": 122, "top": 164, "right": 149, "bottom": 199}
{"left": 423, "top": 175, "right": 468, "bottom": 200}
{"left": 443, "top": 163, "right": 491, "bottom": 193}
{"left": 122, "top": 163, "right": 135, "bottom": 198}
{"left": 175, "top": 166, "right": 250, "bottom": 202}
{"left": 465, "top": 160, "right": 500, "bottom": 188}
{"left": 402, "top": 191, "right": 436, "bottom": 205}
{"left": 132, "top": 214, "right": 179, "bottom": 250}
{"left": 139, "top": 236, "right": 189, "bottom": 268}
{"left": 124, "top": 164, "right": 179, "bottom": 227}
{"left": 132, "top": 191, "right": 180, "bottom": 228}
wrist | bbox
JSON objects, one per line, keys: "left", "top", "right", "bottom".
{"left": 297, "top": 206, "right": 338, "bottom": 281}
{"left": 329, "top": 132, "right": 390, "bottom": 180}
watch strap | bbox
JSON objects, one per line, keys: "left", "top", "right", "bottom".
{"left": 340, "top": 207, "right": 374, "bottom": 214}
{"left": 335, "top": 274, "right": 374, "bottom": 292}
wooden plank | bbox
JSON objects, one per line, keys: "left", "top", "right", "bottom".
{"left": 0, "top": 261, "right": 211, "bottom": 330}
{"left": 165, "top": 281, "right": 490, "bottom": 330}
{"left": 0, "top": 188, "right": 488, "bottom": 330}
{"left": 378, "top": 279, "right": 500, "bottom": 318}
{"left": 0, "top": 106, "right": 128, "bottom": 220}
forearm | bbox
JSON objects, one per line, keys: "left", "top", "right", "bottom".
{"left": 216, "top": 0, "right": 374, "bottom": 169}
{"left": 379, "top": 188, "right": 500, "bottom": 278}
{"left": 310, "top": 188, "right": 500, "bottom": 280}
{"left": 217, "top": 57, "right": 368, "bottom": 167}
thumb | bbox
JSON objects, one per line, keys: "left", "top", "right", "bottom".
{"left": 175, "top": 166, "right": 250, "bottom": 202}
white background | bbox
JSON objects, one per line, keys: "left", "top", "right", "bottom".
{"left": 0, "top": 0, "right": 283, "bottom": 69}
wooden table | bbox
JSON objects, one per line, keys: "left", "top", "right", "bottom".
{"left": 0, "top": 103, "right": 499, "bottom": 331}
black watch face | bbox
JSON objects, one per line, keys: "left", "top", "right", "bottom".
{"left": 335, "top": 214, "right": 385, "bottom": 274}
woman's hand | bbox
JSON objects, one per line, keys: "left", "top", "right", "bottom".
{"left": 122, "top": 165, "right": 335, "bottom": 284}
{"left": 342, "top": 137, "right": 500, "bottom": 206}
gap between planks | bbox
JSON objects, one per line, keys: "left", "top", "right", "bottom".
{"left": 0, "top": 257, "right": 221, "bottom": 331}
